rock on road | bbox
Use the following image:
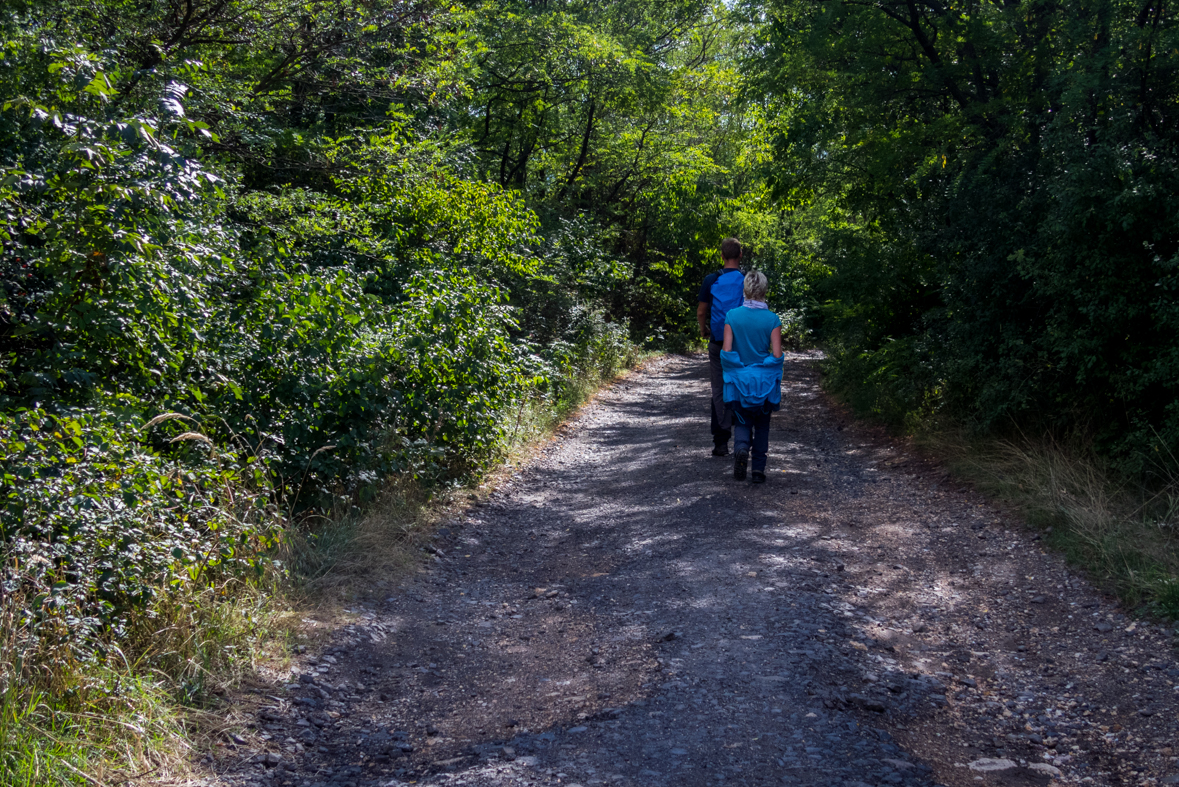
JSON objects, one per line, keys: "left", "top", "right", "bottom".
{"left": 204, "top": 354, "right": 1179, "bottom": 787}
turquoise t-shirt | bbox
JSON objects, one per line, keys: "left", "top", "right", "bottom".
{"left": 725, "top": 306, "right": 782, "bottom": 366}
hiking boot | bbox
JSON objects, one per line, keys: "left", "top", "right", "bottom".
{"left": 751, "top": 471, "right": 766, "bottom": 484}
{"left": 733, "top": 451, "right": 748, "bottom": 481}
{"left": 712, "top": 443, "right": 730, "bottom": 457}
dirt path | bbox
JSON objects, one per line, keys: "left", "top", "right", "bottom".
{"left": 202, "top": 354, "right": 1179, "bottom": 787}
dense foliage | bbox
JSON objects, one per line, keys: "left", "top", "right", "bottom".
{"left": 10, "top": 0, "right": 1174, "bottom": 668}
{"left": 746, "top": 0, "right": 1179, "bottom": 473}
{"left": 3, "top": 5, "right": 1178, "bottom": 779}
{"left": 0, "top": 0, "right": 806, "bottom": 654}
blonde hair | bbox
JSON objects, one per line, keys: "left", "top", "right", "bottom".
{"left": 744, "top": 271, "right": 768, "bottom": 301}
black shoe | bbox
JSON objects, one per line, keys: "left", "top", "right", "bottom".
{"left": 733, "top": 452, "right": 748, "bottom": 481}
{"left": 751, "top": 471, "right": 766, "bottom": 484}
{"left": 712, "top": 444, "right": 729, "bottom": 457}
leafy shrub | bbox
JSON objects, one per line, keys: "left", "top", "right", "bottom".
{"left": 777, "top": 309, "right": 810, "bottom": 351}
{"left": 755, "top": 0, "right": 1179, "bottom": 477}
{"left": 0, "top": 406, "right": 281, "bottom": 652}
{"left": 822, "top": 336, "right": 940, "bottom": 430}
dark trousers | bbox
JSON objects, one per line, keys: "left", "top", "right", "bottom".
{"left": 707, "top": 341, "right": 731, "bottom": 445}
{"left": 732, "top": 404, "right": 772, "bottom": 473}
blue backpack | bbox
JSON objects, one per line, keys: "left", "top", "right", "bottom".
{"left": 709, "top": 269, "right": 745, "bottom": 341}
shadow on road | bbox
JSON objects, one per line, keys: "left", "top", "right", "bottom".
{"left": 219, "top": 353, "right": 1076, "bottom": 787}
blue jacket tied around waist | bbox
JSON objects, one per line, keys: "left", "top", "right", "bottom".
{"left": 720, "top": 351, "right": 784, "bottom": 411}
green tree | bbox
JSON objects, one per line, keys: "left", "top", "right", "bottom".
{"left": 746, "top": 0, "right": 1179, "bottom": 470}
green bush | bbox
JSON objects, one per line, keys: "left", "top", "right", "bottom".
{"left": 0, "top": 407, "right": 280, "bottom": 638}
{"left": 753, "top": 0, "right": 1179, "bottom": 477}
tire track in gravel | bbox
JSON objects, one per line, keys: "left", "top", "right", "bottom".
{"left": 203, "top": 354, "right": 1179, "bottom": 787}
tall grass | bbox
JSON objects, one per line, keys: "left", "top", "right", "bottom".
{"left": 0, "top": 611, "right": 178, "bottom": 786}
{"left": 0, "top": 573, "right": 282, "bottom": 786}
{"left": 281, "top": 478, "right": 434, "bottom": 604}
{"left": 931, "top": 432, "right": 1179, "bottom": 619}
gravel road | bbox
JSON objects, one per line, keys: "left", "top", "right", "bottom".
{"left": 203, "top": 354, "right": 1179, "bottom": 787}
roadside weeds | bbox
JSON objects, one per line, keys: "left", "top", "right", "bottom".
{"left": 911, "top": 428, "right": 1179, "bottom": 624}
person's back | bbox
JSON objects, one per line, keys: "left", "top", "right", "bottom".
{"left": 720, "top": 271, "right": 783, "bottom": 485}
{"left": 725, "top": 306, "right": 780, "bottom": 366}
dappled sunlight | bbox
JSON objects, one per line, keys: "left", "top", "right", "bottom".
{"left": 200, "top": 354, "right": 1177, "bottom": 787}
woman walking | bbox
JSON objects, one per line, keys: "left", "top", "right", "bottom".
{"left": 720, "top": 271, "right": 784, "bottom": 483}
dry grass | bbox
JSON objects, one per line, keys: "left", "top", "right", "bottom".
{"left": 926, "top": 430, "right": 1179, "bottom": 619}
{"left": 281, "top": 477, "right": 436, "bottom": 605}
{"left": 1, "top": 593, "right": 218, "bottom": 786}
{"left": 0, "top": 559, "right": 291, "bottom": 786}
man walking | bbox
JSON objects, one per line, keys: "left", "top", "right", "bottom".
{"left": 696, "top": 238, "right": 744, "bottom": 456}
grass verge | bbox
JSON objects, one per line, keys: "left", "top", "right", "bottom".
{"left": 278, "top": 347, "right": 655, "bottom": 607}
{"left": 0, "top": 578, "right": 281, "bottom": 786}
{"left": 923, "top": 429, "right": 1179, "bottom": 621}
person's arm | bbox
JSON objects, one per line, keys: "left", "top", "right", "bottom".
{"left": 697, "top": 301, "right": 710, "bottom": 338}
{"left": 770, "top": 326, "right": 782, "bottom": 358}
{"left": 723, "top": 324, "right": 734, "bottom": 352}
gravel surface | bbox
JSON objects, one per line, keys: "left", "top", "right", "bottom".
{"left": 200, "top": 354, "right": 1179, "bottom": 787}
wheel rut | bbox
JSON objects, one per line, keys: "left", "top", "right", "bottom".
{"left": 202, "top": 354, "right": 1179, "bottom": 787}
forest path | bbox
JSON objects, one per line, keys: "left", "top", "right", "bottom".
{"left": 205, "top": 354, "right": 1178, "bottom": 787}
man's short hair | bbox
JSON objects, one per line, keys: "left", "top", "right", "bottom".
{"left": 720, "top": 237, "right": 742, "bottom": 262}
{"left": 744, "top": 271, "right": 768, "bottom": 301}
